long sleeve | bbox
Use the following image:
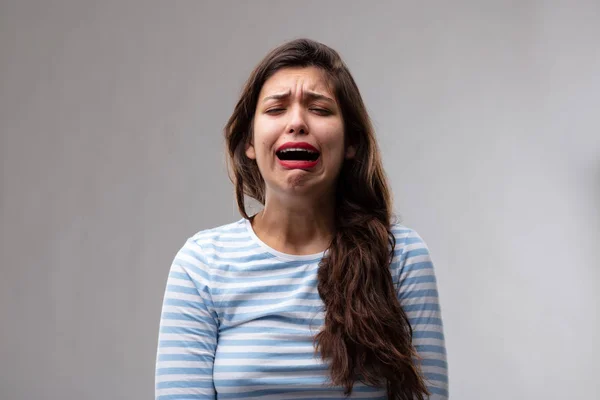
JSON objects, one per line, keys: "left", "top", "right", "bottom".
{"left": 395, "top": 229, "right": 449, "bottom": 399}
{"left": 155, "top": 238, "right": 219, "bottom": 399}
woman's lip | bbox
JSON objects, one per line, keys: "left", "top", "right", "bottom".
{"left": 278, "top": 159, "right": 319, "bottom": 169}
{"left": 276, "top": 141, "right": 319, "bottom": 152}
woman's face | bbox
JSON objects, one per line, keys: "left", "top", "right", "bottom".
{"left": 247, "top": 66, "right": 355, "bottom": 201}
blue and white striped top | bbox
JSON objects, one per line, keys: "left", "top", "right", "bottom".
{"left": 155, "top": 218, "right": 449, "bottom": 399}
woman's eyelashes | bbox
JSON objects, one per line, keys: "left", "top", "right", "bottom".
{"left": 311, "top": 108, "right": 331, "bottom": 115}
{"left": 264, "top": 106, "right": 332, "bottom": 115}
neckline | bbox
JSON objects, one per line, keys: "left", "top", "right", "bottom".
{"left": 243, "top": 218, "right": 326, "bottom": 262}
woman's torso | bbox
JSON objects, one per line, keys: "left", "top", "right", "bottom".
{"left": 202, "top": 219, "right": 387, "bottom": 399}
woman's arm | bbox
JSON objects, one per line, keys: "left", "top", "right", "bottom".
{"left": 396, "top": 228, "right": 449, "bottom": 399}
{"left": 155, "top": 238, "right": 218, "bottom": 399}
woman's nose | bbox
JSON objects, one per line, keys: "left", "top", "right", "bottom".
{"left": 288, "top": 126, "right": 306, "bottom": 134}
{"left": 287, "top": 107, "right": 308, "bottom": 135}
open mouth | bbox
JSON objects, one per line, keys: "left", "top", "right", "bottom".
{"left": 276, "top": 148, "right": 320, "bottom": 162}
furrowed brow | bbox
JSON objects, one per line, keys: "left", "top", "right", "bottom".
{"left": 262, "top": 90, "right": 335, "bottom": 104}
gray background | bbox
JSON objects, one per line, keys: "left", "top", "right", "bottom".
{"left": 1, "top": 1, "right": 598, "bottom": 399}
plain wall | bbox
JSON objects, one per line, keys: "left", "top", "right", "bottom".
{"left": 1, "top": 1, "right": 598, "bottom": 399}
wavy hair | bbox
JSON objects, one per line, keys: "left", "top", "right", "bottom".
{"left": 224, "top": 38, "right": 428, "bottom": 399}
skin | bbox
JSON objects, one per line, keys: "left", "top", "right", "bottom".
{"left": 246, "top": 66, "right": 355, "bottom": 255}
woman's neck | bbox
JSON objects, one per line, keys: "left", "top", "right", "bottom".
{"left": 251, "top": 194, "right": 336, "bottom": 256}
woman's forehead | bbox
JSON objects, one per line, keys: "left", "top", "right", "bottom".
{"left": 260, "top": 67, "right": 333, "bottom": 97}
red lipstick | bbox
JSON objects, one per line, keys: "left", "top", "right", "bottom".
{"left": 276, "top": 141, "right": 320, "bottom": 170}
{"left": 276, "top": 142, "right": 319, "bottom": 152}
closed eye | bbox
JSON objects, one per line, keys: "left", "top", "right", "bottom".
{"left": 310, "top": 108, "right": 331, "bottom": 115}
{"left": 265, "top": 108, "right": 331, "bottom": 115}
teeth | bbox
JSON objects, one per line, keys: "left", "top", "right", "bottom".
{"left": 279, "top": 148, "right": 317, "bottom": 153}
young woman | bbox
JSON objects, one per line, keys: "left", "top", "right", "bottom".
{"left": 155, "top": 38, "right": 448, "bottom": 399}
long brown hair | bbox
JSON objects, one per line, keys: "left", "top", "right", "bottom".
{"left": 224, "top": 38, "right": 428, "bottom": 399}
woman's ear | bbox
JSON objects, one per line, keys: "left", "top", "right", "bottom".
{"left": 245, "top": 139, "right": 256, "bottom": 159}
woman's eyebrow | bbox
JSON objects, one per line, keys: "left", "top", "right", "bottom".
{"left": 262, "top": 90, "right": 335, "bottom": 104}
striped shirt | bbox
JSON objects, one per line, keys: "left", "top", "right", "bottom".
{"left": 155, "top": 218, "right": 449, "bottom": 399}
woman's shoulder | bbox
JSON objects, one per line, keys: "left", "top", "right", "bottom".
{"left": 187, "top": 218, "right": 247, "bottom": 244}
{"left": 390, "top": 221, "right": 428, "bottom": 248}
{"left": 389, "top": 221, "right": 432, "bottom": 265}
{"left": 171, "top": 218, "right": 250, "bottom": 268}
{"left": 388, "top": 222, "right": 436, "bottom": 288}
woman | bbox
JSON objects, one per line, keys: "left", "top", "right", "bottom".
{"left": 155, "top": 38, "right": 448, "bottom": 399}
